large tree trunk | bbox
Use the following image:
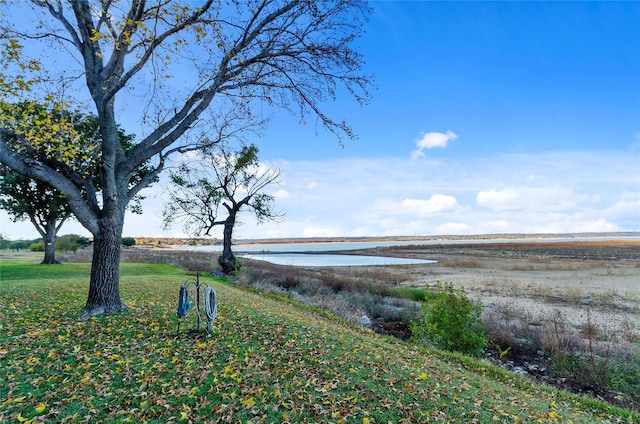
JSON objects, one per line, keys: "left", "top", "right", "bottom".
{"left": 81, "top": 218, "right": 126, "bottom": 319}
{"left": 41, "top": 223, "right": 59, "bottom": 264}
{"left": 218, "top": 213, "right": 238, "bottom": 274}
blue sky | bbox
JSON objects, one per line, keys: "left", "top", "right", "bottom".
{"left": 2, "top": 1, "right": 639, "bottom": 240}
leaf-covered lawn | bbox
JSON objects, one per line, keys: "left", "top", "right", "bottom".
{"left": 1, "top": 262, "right": 637, "bottom": 423}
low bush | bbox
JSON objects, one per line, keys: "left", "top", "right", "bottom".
{"left": 122, "top": 236, "right": 136, "bottom": 247}
{"left": 29, "top": 241, "right": 45, "bottom": 252}
{"left": 411, "top": 282, "right": 487, "bottom": 357}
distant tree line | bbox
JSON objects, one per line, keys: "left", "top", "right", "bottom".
{"left": 0, "top": 234, "right": 135, "bottom": 253}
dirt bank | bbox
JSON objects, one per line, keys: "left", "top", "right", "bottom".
{"left": 326, "top": 241, "right": 640, "bottom": 334}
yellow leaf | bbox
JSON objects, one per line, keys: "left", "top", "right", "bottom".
{"left": 15, "top": 413, "right": 30, "bottom": 423}
{"left": 89, "top": 30, "right": 102, "bottom": 42}
{"left": 240, "top": 397, "right": 255, "bottom": 408}
{"left": 180, "top": 411, "right": 188, "bottom": 420}
{"left": 363, "top": 418, "right": 370, "bottom": 424}
{"left": 35, "top": 402, "right": 47, "bottom": 413}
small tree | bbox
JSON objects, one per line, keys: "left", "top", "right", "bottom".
{"left": 0, "top": 168, "right": 72, "bottom": 264}
{"left": 163, "top": 143, "right": 282, "bottom": 274}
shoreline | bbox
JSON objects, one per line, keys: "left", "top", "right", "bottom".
{"left": 133, "top": 231, "right": 640, "bottom": 248}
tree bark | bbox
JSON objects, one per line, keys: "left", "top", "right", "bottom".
{"left": 41, "top": 222, "right": 59, "bottom": 264}
{"left": 81, "top": 218, "right": 126, "bottom": 319}
{"left": 218, "top": 212, "right": 238, "bottom": 274}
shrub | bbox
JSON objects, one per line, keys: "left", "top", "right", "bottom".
{"left": 411, "top": 281, "right": 487, "bottom": 357}
{"left": 29, "top": 241, "right": 45, "bottom": 252}
{"left": 122, "top": 237, "right": 136, "bottom": 247}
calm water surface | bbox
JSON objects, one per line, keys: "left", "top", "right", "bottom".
{"left": 171, "top": 236, "right": 639, "bottom": 267}
{"left": 240, "top": 253, "right": 436, "bottom": 267}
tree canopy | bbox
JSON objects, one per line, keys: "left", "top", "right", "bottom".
{"left": 0, "top": 101, "right": 149, "bottom": 264}
{"left": 0, "top": 0, "right": 373, "bottom": 318}
{"left": 0, "top": 100, "right": 100, "bottom": 264}
{"left": 163, "top": 143, "right": 282, "bottom": 273}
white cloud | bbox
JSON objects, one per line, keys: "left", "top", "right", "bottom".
{"left": 411, "top": 130, "right": 457, "bottom": 159}
{"left": 621, "top": 191, "right": 640, "bottom": 201}
{"left": 177, "top": 150, "right": 203, "bottom": 161}
{"left": 3, "top": 151, "right": 638, "bottom": 240}
{"left": 476, "top": 188, "right": 520, "bottom": 211}
{"left": 475, "top": 220, "right": 514, "bottom": 234}
{"left": 435, "top": 222, "right": 471, "bottom": 234}
{"left": 302, "top": 227, "right": 341, "bottom": 237}
{"left": 402, "top": 194, "right": 461, "bottom": 216}
{"left": 576, "top": 219, "right": 621, "bottom": 233}
{"left": 417, "top": 130, "right": 457, "bottom": 148}
{"left": 604, "top": 199, "right": 640, "bottom": 217}
{"left": 476, "top": 186, "right": 583, "bottom": 212}
{"left": 273, "top": 189, "right": 289, "bottom": 199}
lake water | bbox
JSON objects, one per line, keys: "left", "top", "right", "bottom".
{"left": 240, "top": 253, "right": 436, "bottom": 267}
{"left": 170, "top": 235, "right": 639, "bottom": 267}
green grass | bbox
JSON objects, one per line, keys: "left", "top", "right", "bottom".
{"left": 1, "top": 258, "right": 638, "bottom": 423}
{"left": 387, "top": 286, "right": 436, "bottom": 302}
{"left": 0, "top": 250, "right": 42, "bottom": 265}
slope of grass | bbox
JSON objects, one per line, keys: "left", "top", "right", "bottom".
{"left": 1, "top": 258, "right": 638, "bottom": 423}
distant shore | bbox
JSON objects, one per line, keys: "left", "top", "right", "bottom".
{"left": 134, "top": 231, "right": 640, "bottom": 248}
